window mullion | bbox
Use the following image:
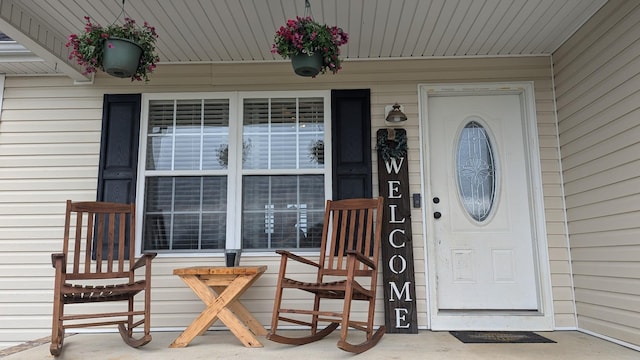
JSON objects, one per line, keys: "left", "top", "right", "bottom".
{"left": 199, "top": 177, "right": 204, "bottom": 250}
{"left": 169, "top": 177, "right": 176, "bottom": 249}
{"left": 171, "top": 100, "right": 177, "bottom": 171}
{"left": 199, "top": 100, "right": 204, "bottom": 250}
{"left": 296, "top": 98, "right": 300, "bottom": 169}
{"left": 200, "top": 99, "right": 204, "bottom": 171}
{"left": 296, "top": 175, "right": 301, "bottom": 248}
{"left": 227, "top": 95, "right": 240, "bottom": 250}
{"left": 268, "top": 98, "right": 272, "bottom": 170}
{"left": 268, "top": 176, "right": 273, "bottom": 249}
{"left": 169, "top": 100, "right": 177, "bottom": 248}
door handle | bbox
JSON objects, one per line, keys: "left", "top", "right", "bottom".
{"left": 434, "top": 211, "right": 442, "bottom": 219}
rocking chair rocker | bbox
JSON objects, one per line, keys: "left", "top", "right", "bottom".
{"left": 50, "top": 200, "right": 156, "bottom": 356}
{"left": 267, "top": 197, "right": 385, "bottom": 353}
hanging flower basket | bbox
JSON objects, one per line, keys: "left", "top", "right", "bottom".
{"left": 291, "top": 52, "right": 323, "bottom": 77}
{"left": 66, "top": 16, "right": 159, "bottom": 81}
{"left": 102, "top": 38, "right": 143, "bottom": 78}
{"left": 272, "top": 16, "right": 348, "bottom": 77}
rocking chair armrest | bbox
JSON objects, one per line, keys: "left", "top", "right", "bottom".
{"left": 51, "top": 253, "right": 66, "bottom": 270}
{"left": 132, "top": 252, "right": 157, "bottom": 271}
{"left": 345, "top": 250, "right": 376, "bottom": 270}
{"left": 276, "top": 250, "right": 320, "bottom": 268}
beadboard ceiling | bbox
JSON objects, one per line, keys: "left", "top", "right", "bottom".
{"left": 0, "top": 0, "right": 607, "bottom": 81}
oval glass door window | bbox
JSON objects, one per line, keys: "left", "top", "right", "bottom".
{"left": 455, "top": 120, "right": 497, "bottom": 222}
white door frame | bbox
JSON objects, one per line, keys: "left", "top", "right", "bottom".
{"left": 418, "top": 82, "right": 555, "bottom": 330}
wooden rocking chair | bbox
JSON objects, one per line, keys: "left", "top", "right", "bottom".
{"left": 50, "top": 200, "right": 156, "bottom": 356}
{"left": 267, "top": 197, "right": 385, "bottom": 353}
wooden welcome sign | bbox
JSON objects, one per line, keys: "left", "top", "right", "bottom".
{"left": 376, "top": 128, "right": 418, "bottom": 333}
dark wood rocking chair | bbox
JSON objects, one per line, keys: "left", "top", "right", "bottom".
{"left": 50, "top": 200, "right": 157, "bottom": 356}
{"left": 267, "top": 197, "right": 385, "bottom": 353}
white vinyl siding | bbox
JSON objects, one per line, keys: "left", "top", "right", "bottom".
{"left": 0, "top": 56, "right": 568, "bottom": 348}
{"left": 552, "top": 0, "right": 640, "bottom": 347}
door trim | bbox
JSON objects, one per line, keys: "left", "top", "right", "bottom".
{"left": 418, "top": 82, "right": 554, "bottom": 330}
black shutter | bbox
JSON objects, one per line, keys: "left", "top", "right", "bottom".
{"left": 95, "top": 94, "right": 141, "bottom": 259}
{"left": 97, "top": 94, "right": 141, "bottom": 203}
{"left": 331, "top": 89, "right": 372, "bottom": 200}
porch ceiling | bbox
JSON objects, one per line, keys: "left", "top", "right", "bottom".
{"left": 0, "top": 0, "right": 607, "bottom": 82}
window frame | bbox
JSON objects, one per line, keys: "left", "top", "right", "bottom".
{"left": 136, "top": 91, "right": 331, "bottom": 256}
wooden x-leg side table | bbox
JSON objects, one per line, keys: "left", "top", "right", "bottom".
{"left": 170, "top": 266, "right": 268, "bottom": 348}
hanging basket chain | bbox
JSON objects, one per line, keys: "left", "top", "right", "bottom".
{"left": 111, "top": 0, "right": 127, "bottom": 26}
{"left": 304, "top": 0, "right": 311, "bottom": 18}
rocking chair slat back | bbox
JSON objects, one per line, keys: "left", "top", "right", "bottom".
{"left": 64, "top": 201, "right": 135, "bottom": 280}
{"left": 320, "top": 198, "right": 382, "bottom": 276}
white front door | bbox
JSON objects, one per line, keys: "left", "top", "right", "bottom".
{"left": 421, "top": 83, "right": 553, "bottom": 330}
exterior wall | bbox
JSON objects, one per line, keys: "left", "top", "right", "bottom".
{"left": 0, "top": 56, "right": 571, "bottom": 348}
{"left": 552, "top": 0, "right": 640, "bottom": 347}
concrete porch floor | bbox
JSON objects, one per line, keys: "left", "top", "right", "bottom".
{"left": 2, "top": 330, "right": 638, "bottom": 359}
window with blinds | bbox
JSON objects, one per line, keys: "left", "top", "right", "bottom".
{"left": 140, "top": 92, "right": 329, "bottom": 253}
{"left": 142, "top": 99, "right": 229, "bottom": 251}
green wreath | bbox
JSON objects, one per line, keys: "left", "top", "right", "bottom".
{"left": 376, "top": 129, "right": 407, "bottom": 162}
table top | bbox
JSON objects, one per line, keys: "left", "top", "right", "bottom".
{"left": 173, "top": 265, "right": 267, "bottom": 276}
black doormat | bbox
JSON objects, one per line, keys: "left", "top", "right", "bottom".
{"left": 450, "top": 331, "right": 556, "bottom": 344}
